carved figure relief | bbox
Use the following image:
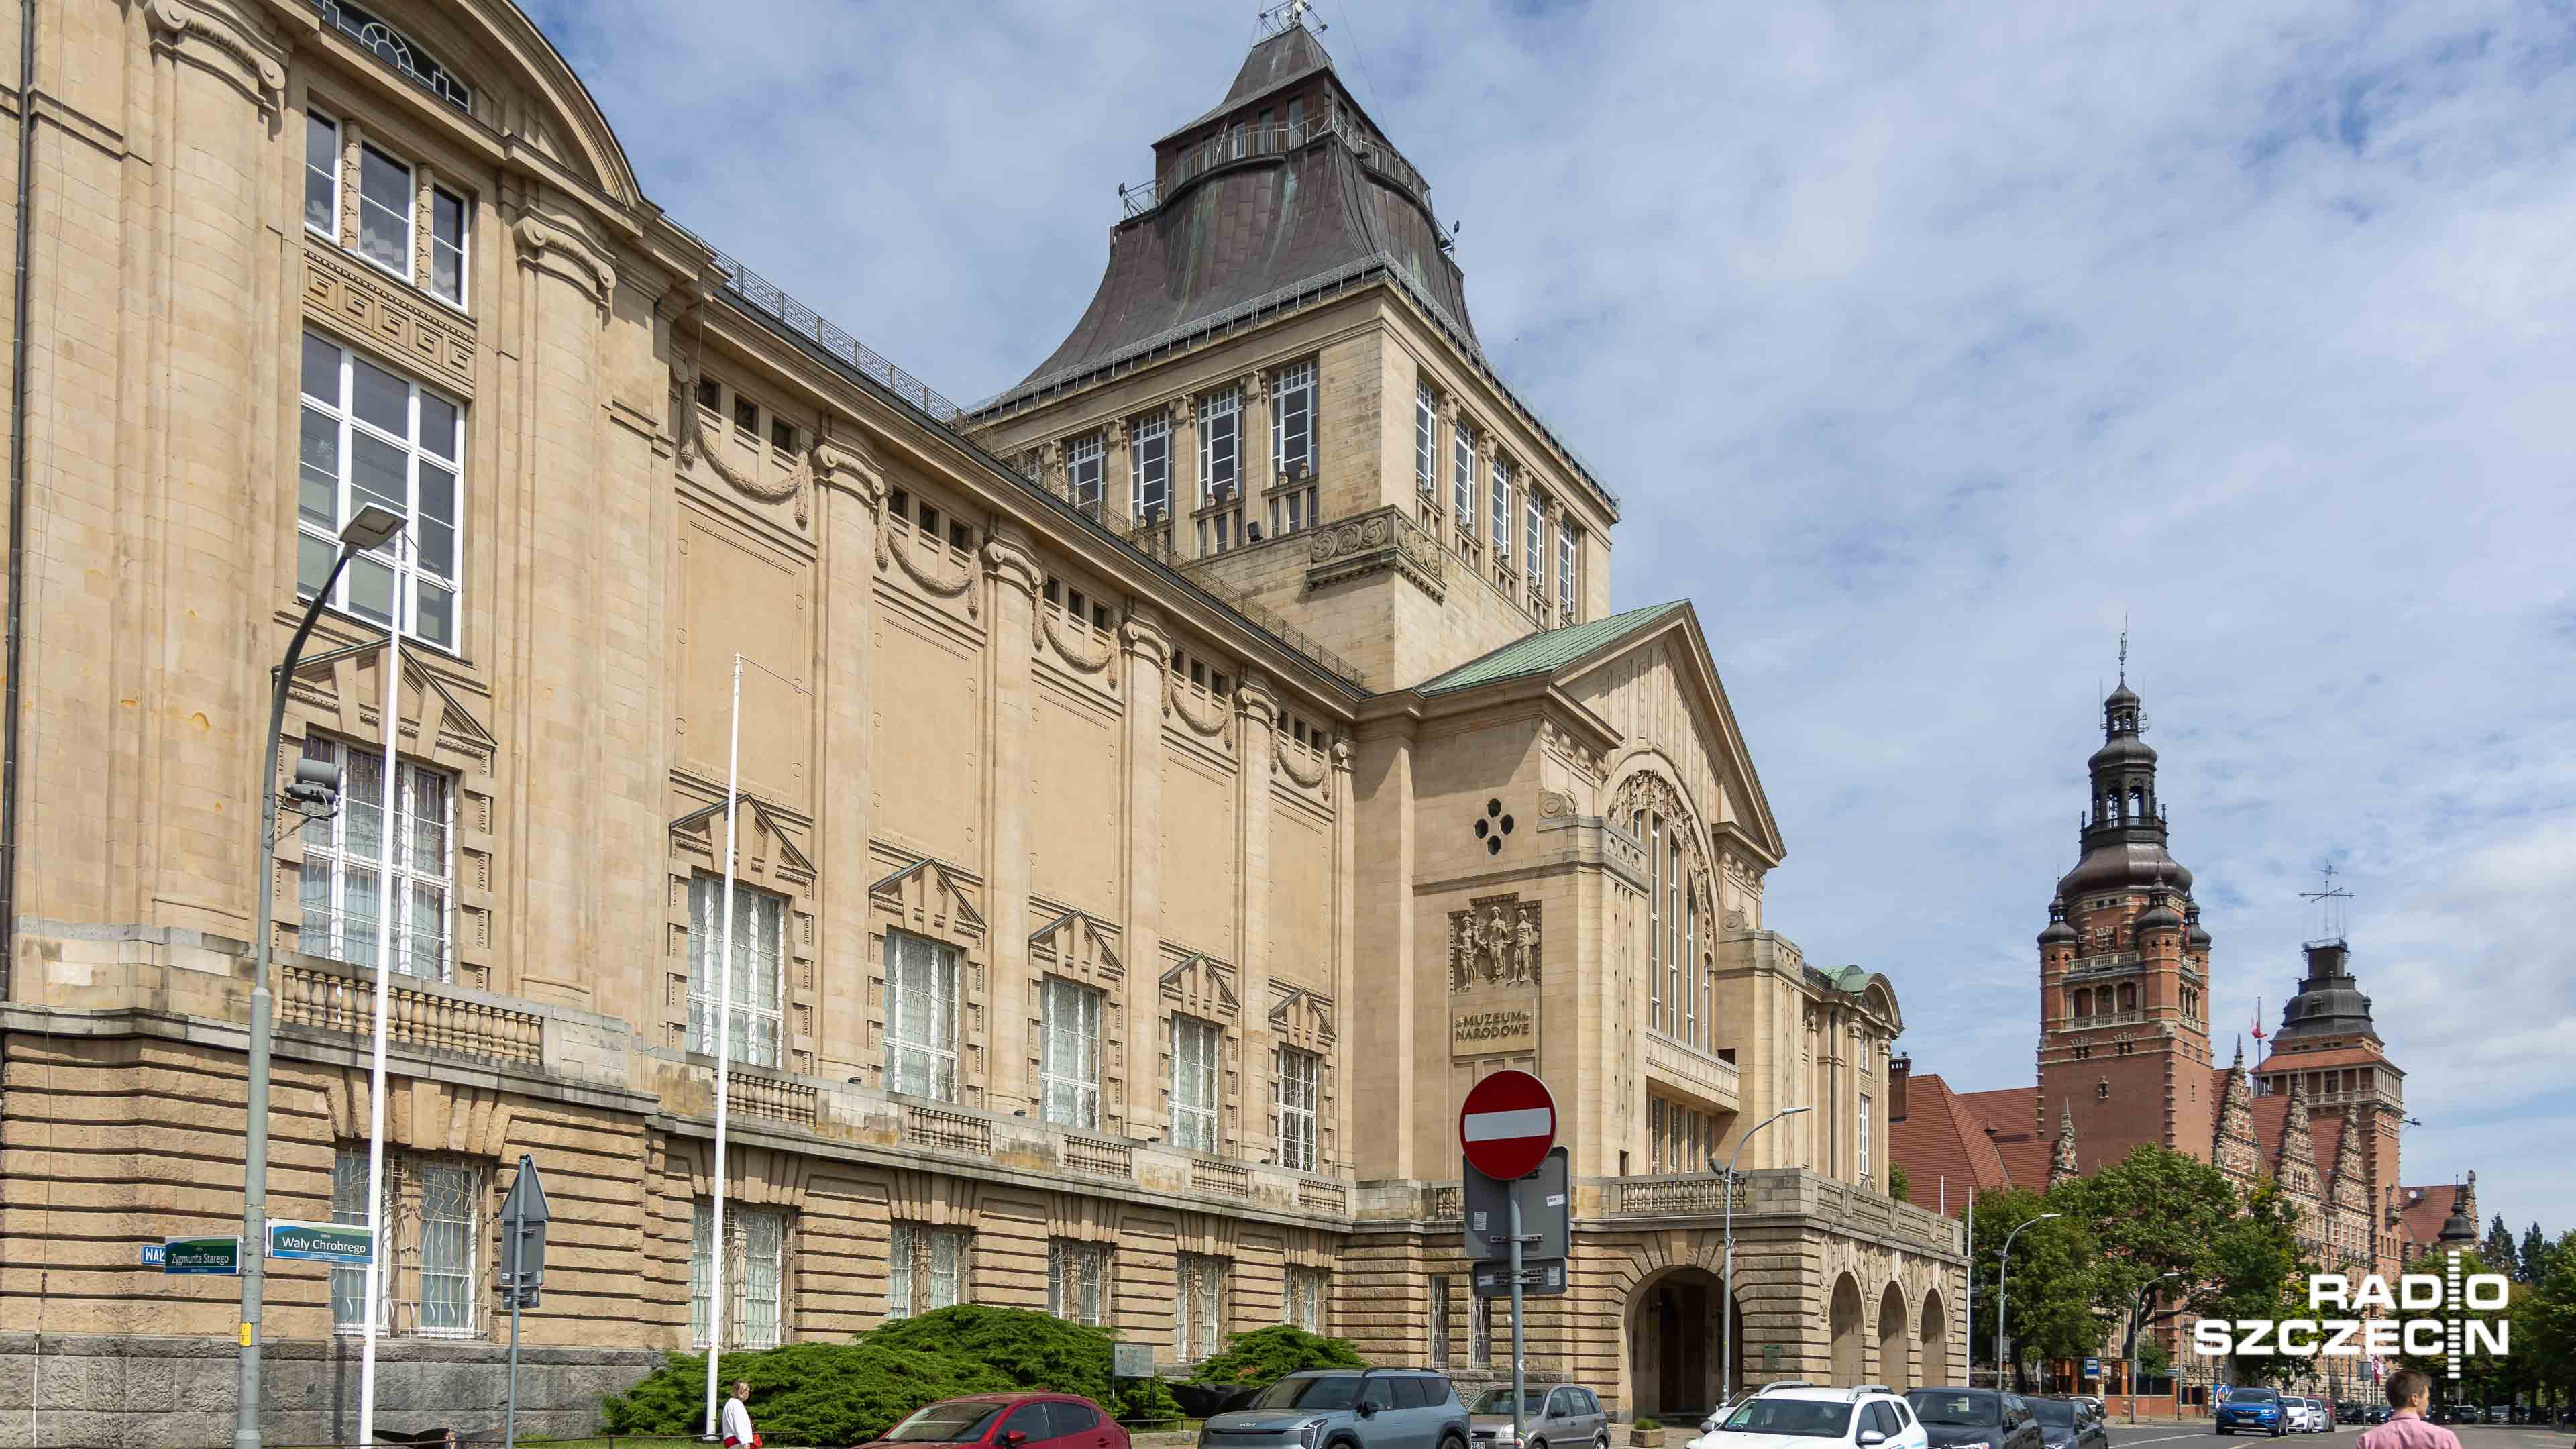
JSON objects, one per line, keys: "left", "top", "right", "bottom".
{"left": 1449, "top": 895, "right": 1542, "bottom": 991}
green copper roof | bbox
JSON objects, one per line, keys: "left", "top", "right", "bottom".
{"left": 1415, "top": 600, "right": 1688, "bottom": 696}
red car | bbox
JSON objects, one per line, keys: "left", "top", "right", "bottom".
{"left": 859, "top": 1393, "right": 1128, "bottom": 1449}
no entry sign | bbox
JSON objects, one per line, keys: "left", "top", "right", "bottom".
{"left": 1458, "top": 1069, "right": 1556, "bottom": 1181}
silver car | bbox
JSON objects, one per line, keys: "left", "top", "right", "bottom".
{"left": 1468, "top": 1386, "right": 1609, "bottom": 1449}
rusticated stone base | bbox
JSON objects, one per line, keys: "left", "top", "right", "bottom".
{"left": 0, "top": 1332, "right": 665, "bottom": 1449}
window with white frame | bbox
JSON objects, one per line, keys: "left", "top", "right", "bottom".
{"left": 1414, "top": 381, "right": 1439, "bottom": 497}
{"left": 1490, "top": 457, "right": 1512, "bottom": 557}
{"left": 1285, "top": 1267, "right": 1329, "bottom": 1332}
{"left": 429, "top": 184, "right": 470, "bottom": 305}
{"left": 298, "top": 332, "right": 463, "bottom": 649}
{"left": 1525, "top": 491, "right": 1546, "bottom": 590}
{"left": 1040, "top": 977, "right": 1104, "bottom": 1131}
{"left": 1558, "top": 525, "right": 1578, "bottom": 619}
{"left": 297, "top": 736, "right": 453, "bottom": 980}
{"left": 1175, "top": 1252, "right": 1228, "bottom": 1361}
{"left": 1048, "top": 1240, "right": 1109, "bottom": 1326}
{"left": 1452, "top": 421, "right": 1476, "bottom": 523}
{"left": 1169, "top": 1015, "right": 1222, "bottom": 1153}
{"left": 888, "top": 1222, "right": 970, "bottom": 1320}
{"left": 687, "top": 874, "right": 786, "bottom": 1068}
{"left": 1272, "top": 361, "right": 1316, "bottom": 478}
{"left": 1858, "top": 1093, "right": 1872, "bottom": 1183}
{"left": 1198, "top": 390, "right": 1242, "bottom": 503}
{"left": 357, "top": 143, "right": 413, "bottom": 279}
{"left": 1274, "top": 1046, "right": 1320, "bottom": 1172}
{"left": 305, "top": 112, "right": 341, "bottom": 237}
{"left": 331, "top": 1148, "right": 478, "bottom": 1337}
{"left": 1131, "top": 414, "right": 1171, "bottom": 522}
{"left": 1429, "top": 1275, "right": 1453, "bottom": 1367}
{"left": 885, "top": 930, "right": 961, "bottom": 1101}
{"left": 692, "top": 1201, "right": 786, "bottom": 1349}
{"left": 1066, "top": 432, "right": 1106, "bottom": 513}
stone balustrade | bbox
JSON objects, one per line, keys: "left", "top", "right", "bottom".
{"left": 278, "top": 957, "right": 543, "bottom": 1065}
{"left": 1384, "top": 1167, "right": 1962, "bottom": 1259}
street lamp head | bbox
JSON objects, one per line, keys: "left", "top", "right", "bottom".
{"left": 340, "top": 504, "right": 405, "bottom": 552}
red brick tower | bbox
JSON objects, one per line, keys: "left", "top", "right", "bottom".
{"left": 2034, "top": 675, "right": 2218, "bottom": 1172}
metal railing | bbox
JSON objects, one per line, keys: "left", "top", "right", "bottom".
{"left": 712, "top": 250, "right": 972, "bottom": 426}
{"left": 1122, "top": 112, "right": 1433, "bottom": 219}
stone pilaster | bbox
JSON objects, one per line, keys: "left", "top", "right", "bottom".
{"left": 815, "top": 435, "right": 883, "bottom": 1077}
{"left": 1350, "top": 722, "right": 1418, "bottom": 1179}
{"left": 1118, "top": 609, "right": 1173, "bottom": 1136}
{"left": 982, "top": 528, "right": 1044, "bottom": 1111}
{"left": 1235, "top": 671, "right": 1279, "bottom": 1159}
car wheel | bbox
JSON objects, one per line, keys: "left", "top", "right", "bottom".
{"left": 1442, "top": 1434, "right": 1470, "bottom": 1449}
{"left": 2218, "top": 1429, "right": 2231, "bottom": 1436}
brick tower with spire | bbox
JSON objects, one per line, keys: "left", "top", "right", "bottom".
{"left": 2033, "top": 669, "right": 2217, "bottom": 1174}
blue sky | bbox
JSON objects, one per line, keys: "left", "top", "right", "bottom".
{"left": 523, "top": 0, "right": 2576, "bottom": 1234}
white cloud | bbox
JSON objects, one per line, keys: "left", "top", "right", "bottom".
{"left": 522, "top": 0, "right": 2576, "bottom": 1228}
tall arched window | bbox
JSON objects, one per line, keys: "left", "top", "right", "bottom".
{"left": 2129, "top": 786, "right": 2147, "bottom": 822}
{"left": 1632, "top": 794, "right": 1714, "bottom": 1051}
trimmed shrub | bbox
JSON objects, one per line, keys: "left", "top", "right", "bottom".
{"left": 1185, "top": 1324, "right": 1367, "bottom": 1385}
{"left": 601, "top": 1341, "right": 1012, "bottom": 1446}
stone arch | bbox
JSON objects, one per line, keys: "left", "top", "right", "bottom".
{"left": 1919, "top": 1287, "right": 1949, "bottom": 1386}
{"left": 1829, "top": 1273, "right": 1865, "bottom": 1386}
{"left": 436, "top": 0, "right": 648, "bottom": 208}
{"left": 1625, "top": 1259, "right": 1727, "bottom": 1420}
{"left": 1876, "top": 1281, "right": 1911, "bottom": 1390}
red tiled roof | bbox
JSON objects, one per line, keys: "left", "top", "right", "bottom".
{"left": 1955, "top": 1085, "right": 2040, "bottom": 1137}
{"left": 2255, "top": 1044, "right": 2396, "bottom": 1073}
{"left": 2311, "top": 1114, "right": 2345, "bottom": 1183}
{"left": 2249, "top": 1094, "right": 2294, "bottom": 1160}
{"left": 2396, "top": 1185, "right": 2457, "bottom": 1249}
{"left": 1889, "top": 1072, "right": 2014, "bottom": 1215}
{"left": 1997, "top": 1137, "right": 2055, "bottom": 1189}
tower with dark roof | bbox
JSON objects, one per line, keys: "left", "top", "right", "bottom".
{"left": 2253, "top": 898, "right": 2408, "bottom": 1284}
{"left": 2033, "top": 675, "right": 2217, "bottom": 1176}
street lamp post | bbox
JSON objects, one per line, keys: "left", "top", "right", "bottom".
{"left": 1711, "top": 1105, "right": 1811, "bottom": 1410}
{"left": 2127, "top": 1271, "right": 2183, "bottom": 1425}
{"left": 1994, "top": 1212, "right": 2061, "bottom": 1395}
{"left": 233, "top": 504, "right": 406, "bottom": 1449}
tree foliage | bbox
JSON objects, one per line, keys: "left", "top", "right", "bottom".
{"left": 2524, "top": 1231, "right": 2576, "bottom": 1411}
{"left": 1887, "top": 1163, "right": 1911, "bottom": 1205}
{"left": 2486, "top": 1215, "right": 2520, "bottom": 1277}
{"left": 1968, "top": 1185, "right": 2100, "bottom": 1374}
{"left": 602, "top": 1341, "right": 1014, "bottom": 1446}
{"left": 1187, "top": 1323, "right": 1367, "bottom": 1385}
{"left": 2520, "top": 1222, "right": 2556, "bottom": 1286}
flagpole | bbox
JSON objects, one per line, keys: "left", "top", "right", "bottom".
{"left": 702, "top": 653, "right": 743, "bottom": 1438}
{"left": 356, "top": 532, "right": 407, "bottom": 1447}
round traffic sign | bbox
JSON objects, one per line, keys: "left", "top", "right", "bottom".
{"left": 1458, "top": 1069, "right": 1556, "bottom": 1181}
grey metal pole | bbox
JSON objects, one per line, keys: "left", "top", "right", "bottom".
{"left": 504, "top": 1201, "right": 525, "bottom": 1449}
{"left": 1715, "top": 1105, "right": 1807, "bottom": 1408}
{"left": 1509, "top": 1185, "right": 1526, "bottom": 1449}
{"left": 1962, "top": 1200, "right": 1974, "bottom": 1387}
{"left": 233, "top": 545, "right": 362, "bottom": 1449}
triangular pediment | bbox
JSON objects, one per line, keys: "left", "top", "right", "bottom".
{"left": 1267, "top": 983, "right": 1336, "bottom": 1049}
{"left": 287, "top": 636, "right": 498, "bottom": 763}
{"left": 1158, "top": 946, "right": 1238, "bottom": 1020}
{"left": 871, "top": 855, "right": 986, "bottom": 939}
{"left": 1031, "top": 908, "right": 1124, "bottom": 984}
{"left": 671, "top": 795, "right": 817, "bottom": 877}
{"left": 1558, "top": 605, "right": 1784, "bottom": 865}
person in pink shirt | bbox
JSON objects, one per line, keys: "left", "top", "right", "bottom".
{"left": 2358, "top": 1371, "right": 2461, "bottom": 1449}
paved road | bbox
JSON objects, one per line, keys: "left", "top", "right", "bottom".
{"left": 2104, "top": 1427, "right": 2574, "bottom": 1449}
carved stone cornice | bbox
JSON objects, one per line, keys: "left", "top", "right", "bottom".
{"left": 980, "top": 535, "right": 1042, "bottom": 605}
{"left": 1330, "top": 739, "right": 1353, "bottom": 776}
{"left": 146, "top": 0, "right": 284, "bottom": 110}
{"left": 1118, "top": 613, "right": 1172, "bottom": 665}
{"left": 1305, "top": 504, "right": 1444, "bottom": 600}
{"left": 301, "top": 239, "right": 475, "bottom": 392}
{"left": 512, "top": 216, "right": 615, "bottom": 318}
{"left": 1235, "top": 671, "right": 1279, "bottom": 725}
{"left": 810, "top": 435, "right": 885, "bottom": 505}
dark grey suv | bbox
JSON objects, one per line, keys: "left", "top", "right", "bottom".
{"left": 1201, "top": 1370, "right": 1469, "bottom": 1449}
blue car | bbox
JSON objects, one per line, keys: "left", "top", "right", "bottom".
{"left": 2216, "top": 1389, "right": 2286, "bottom": 1438}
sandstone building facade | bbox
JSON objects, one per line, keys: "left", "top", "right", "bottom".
{"left": 0, "top": 5, "right": 1957, "bottom": 1444}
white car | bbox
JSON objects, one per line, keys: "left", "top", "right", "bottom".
{"left": 2282, "top": 1401, "right": 2318, "bottom": 1434}
{"left": 1686, "top": 1387, "right": 1929, "bottom": 1449}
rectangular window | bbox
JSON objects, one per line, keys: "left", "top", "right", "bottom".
{"left": 686, "top": 874, "right": 786, "bottom": 1068}
{"left": 692, "top": 1201, "right": 787, "bottom": 1349}
{"left": 306, "top": 112, "right": 341, "bottom": 237}
{"left": 1067, "top": 432, "right": 1106, "bottom": 513}
{"left": 1559, "top": 526, "right": 1578, "bottom": 619}
{"left": 429, "top": 186, "right": 469, "bottom": 305}
{"left": 1040, "top": 977, "right": 1104, "bottom": 1131}
{"left": 1491, "top": 458, "right": 1512, "bottom": 555}
{"left": 885, "top": 930, "right": 961, "bottom": 1101}
{"left": 1650, "top": 1097, "right": 1666, "bottom": 1174}
{"left": 358, "top": 144, "right": 413, "bottom": 278}
{"left": 1275, "top": 1046, "right": 1320, "bottom": 1172}
{"left": 1169, "top": 1015, "right": 1222, "bottom": 1153}
{"left": 1131, "top": 415, "right": 1171, "bottom": 522}
{"left": 297, "top": 332, "right": 464, "bottom": 648}
{"left": 1285, "top": 1267, "right": 1328, "bottom": 1332}
{"left": 1429, "top": 1275, "right": 1452, "bottom": 1367}
{"left": 1858, "top": 1093, "right": 1872, "bottom": 1183}
{"left": 1452, "top": 423, "right": 1476, "bottom": 523}
{"left": 888, "top": 1222, "right": 970, "bottom": 1320}
{"left": 1472, "top": 1295, "right": 1494, "bottom": 1368}
{"left": 1175, "top": 1253, "right": 1227, "bottom": 1361}
{"left": 331, "top": 1148, "right": 478, "bottom": 1338}
{"left": 1048, "top": 1240, "right": 1109, "bottom": 1326}
{"left": 297, "top": 737, "right": 453, "bottom": 980}
{"left": 1198, "top": 389, "right": 1241, "bottom": 502}
{"left": 1272, "top": 361, "right": 1316, "bottom": 478}
{"left": 1414, "top": 381, "right": 1439, "bottom": 496}
{"left": 1525, "top": 492, "right": 1546, "bottom": 589}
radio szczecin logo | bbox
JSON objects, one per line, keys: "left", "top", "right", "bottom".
{"left": 2194, "top": 1251, "right": 2508, "bottom": 1378}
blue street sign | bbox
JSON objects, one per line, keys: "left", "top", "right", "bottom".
{"left": 141, "top": 1244, "right": 166, "bottom": 1266}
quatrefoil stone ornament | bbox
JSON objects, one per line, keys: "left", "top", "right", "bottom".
{"left": 1469, "top": 796, "right": 1515, "bottom": 855}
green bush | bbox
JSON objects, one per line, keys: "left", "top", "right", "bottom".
{"left": 1185, "top": 1324, "right": 1366, "bottom": 1385}
{"left": 863, "top": 1305, "right": 1179, "bottom": 1421}
{"left": 601, "top": 1341, "right": 1012, "bottom": 1446}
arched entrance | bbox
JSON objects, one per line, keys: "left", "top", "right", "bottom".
{"left": 1629, "top": 1268, "right": 1722, "bottom": 1420}
{"left": 1877, "top": 1284, "right": 1910, "bottom": 1390}
{"left": 1829, "top": 1275, "right": 1864, "bottom": 1385}
{"left": 1919, "top": 1289, "right": 1949, "bottom": 1386}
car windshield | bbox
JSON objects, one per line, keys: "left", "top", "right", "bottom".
{"left": 1718, "top": 1401, "right": 1854, "bottom": 1438}
{"left": 2231, "top": 1391, "right": 2278, "bottom": 1404}
{"left": 1250, "top": 1378, "right": 1364, "bottom": 1412}
{"left": 1475, "top": 1391, "right": 1549, "bottom": 1415}
{"left": 2029, "top": 1402, "right": 2074, "bottom": 1428}
{"left": 1907, "top": 1393, "right": 2000, "bottom": 1428}
{"left": 885, "top": 1402, "right": 1009, "bottom": 1443}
